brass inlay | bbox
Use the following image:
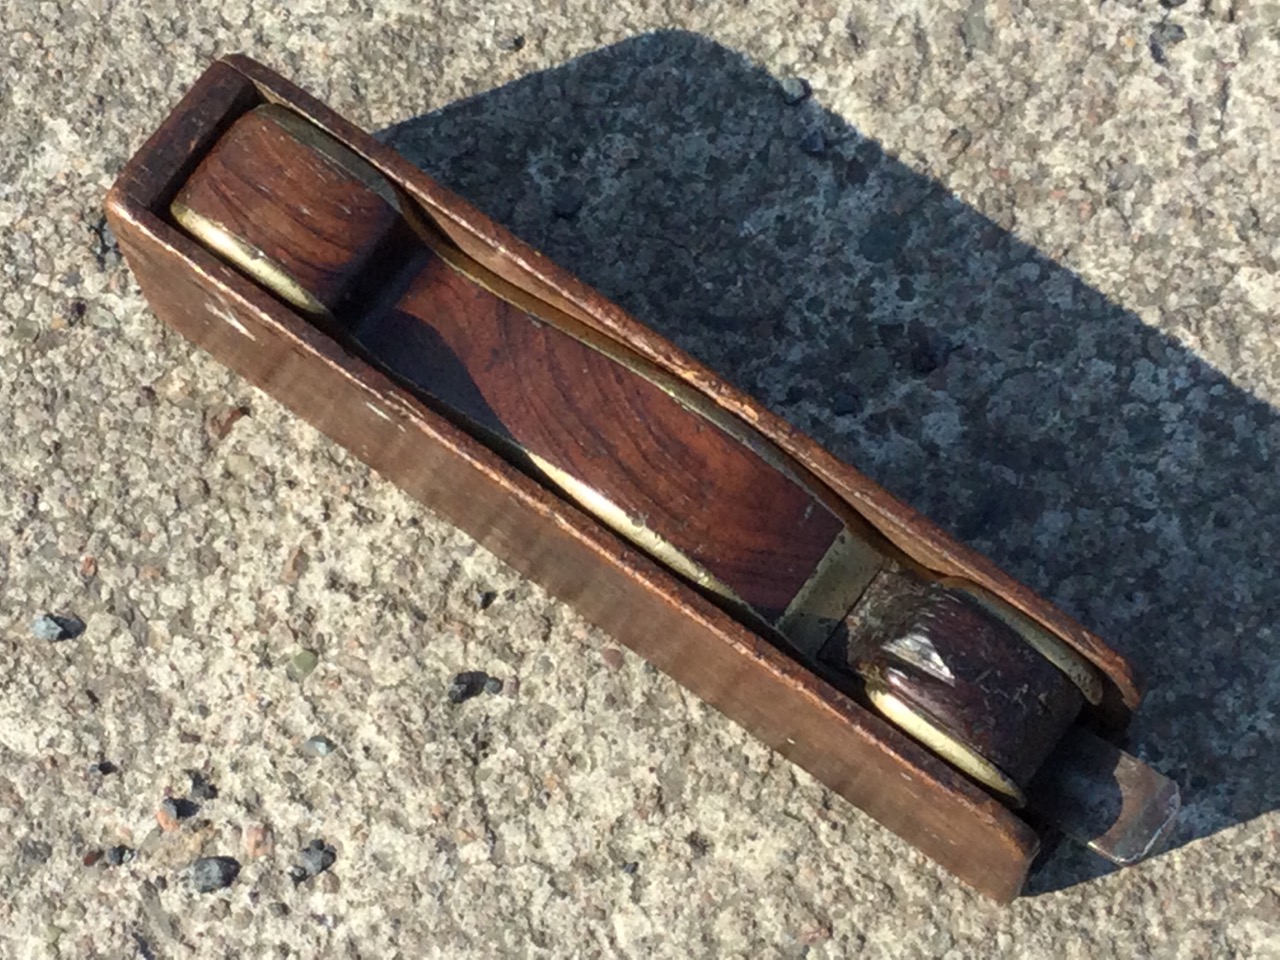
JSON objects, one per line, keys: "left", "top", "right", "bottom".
{"left": 256, "top": 104, "right": 403, "bottom": 213}
{"left": 525, "top": 451, "right": 752, "bottom": 610}
{"left": 171, "top": 200, "right": 331, "bottom": 318}
{"left": 866, "top": 683, "right": 1027, "bottom": 806}
{"left": 777, "top": 528, "right": 883, "bottom": 658}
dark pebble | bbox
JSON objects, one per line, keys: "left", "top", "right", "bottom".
{"left": 551, "top": 181, "right": 586, "bottom": 219}
{"left": 447, "top": 671, "right": 490, "bottom": 704}
{"left": 838, "top": 154, "right": 870, "bottom": 189}
{"left": 268, "top": 902, "right": 290, "bottom": 917}
{"left": 686, "top": 831, "right": 711, "bottom": 858}
{"left": 31, "top": 613, "right": 86, "bottom": 642}
{"left": 497, "top": 33, "right": 525, "bottom": 52}
{"left": 154, "top": 875, "right": 167, "bottom": 891}
{"left": 189, "top": 856, "right": 241, "bottom": 893}
{"left": 908, "top": 322, "right": 952, "bottom": 376}
{"left": 83, "top": 850, "right": 103, "bottom": 867}
{"left": 94, "top": 760, "right": 118, "bottom": 775}
{"left": 778, "top": 76, "right": 811, "bottom": 105}
{"left": 133, "top": 933, "right": 157, "bottom": 960}
{"left": 1149, "top": 21, "right": 1187, "bottom": 65}
{"left": 290, "top": 839, "right": 337, "bottom": 885}
{"left": 187, "top": 770, "right": 218, "bottom": 801}
{"left": 858, "top": 215, "right": 909, "bottom": 263}
{"left": 621, "top": 861, "right": 639, "bottom": 874}
{"left": 161, "top": 797, "right": 200, "bottom": 822}
{"left": 89, "top": 215, "right": 120, "bottom": 270}
{"left": 483, "top": 676, "right": 504, "bottom": 695}
{"left": 104, "top": 845, "right": 135, "bottom": 867}
{"left": 474, "top": 589, "right": 498, "bottom": 611}
{"left": 799, "top": 128, "right": 827, "bottom": 156}
{"left": 831, "top": 392, "right": 859, "bottom": 417}
{"left": 1159, "top": 0, "right": 1186, "bottom": 7}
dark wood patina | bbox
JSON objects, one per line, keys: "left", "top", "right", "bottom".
{"left": 104, "top": 56, "right": 1164, "bottom": 902}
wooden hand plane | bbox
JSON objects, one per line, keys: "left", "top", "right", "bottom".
{"left": 104, "top": 55, "right": 1178, "bottom": 901}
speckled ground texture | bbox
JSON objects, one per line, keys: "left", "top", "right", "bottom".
{"left": 1, "top": 1, "right": 1278, "bottom": 958}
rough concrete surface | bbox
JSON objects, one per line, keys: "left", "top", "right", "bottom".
{"left": 1, "top": 1, "right": 1278, "bottom": 957}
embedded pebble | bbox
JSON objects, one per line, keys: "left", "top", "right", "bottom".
{"left": 20, "top": 838, "right": 52, "bottom": 864}
{"left": 447, "top": 671, "right": 489, "bottom": 704}
{"left": 799, "top": 129, "right": 826, "bottom": 156}
{"left": 204, "top": 404, "right": 250, "bottom": 442}
{"left": 1149, "top": 21, "right": 1187, "bottom": 65}
{"left": 286, "top": 649, "right": 319, "bottom": 682}
{"left": 244, "top": 824, "right": 275, "bottom": 860}
{"left": 483, "top": 676, "right": 504, "bottom": 695}
{"left": 157, "top": 797, "right": 199, "bottom": 832}
{"left": 30, "top": 614, "right": 86, "bottom": 642}
{"left": 104, "top": 845, "right": 135, "bottom": 867}
{"left": 831, "top": 392, "right": 859, "bottom": 416}
{"left": 551, "top": 181, "right": 586, "bottom": 219}
{"left": 289, "top": 839, "right": 337, "bottom": 885}
{"left": 778, "top": 75, "right": 810, "bottom": 105}
{"left": 187, "top": 770, "right": 218, "bottom": 801}
{"left": 301, "top": 735, "right": 337, "bottom": 758}
{"left": 189, "top": 856, "right": 240, "bottom": 893}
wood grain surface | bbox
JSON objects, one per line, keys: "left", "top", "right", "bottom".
{"left": 170, "top": 107, "right": 403, "bottom": 317}
{"left": 839, "top": 569, "right": 1083, "bottom": 788}
{"left": 172, "top": 105, "right": 847, "bottom": 623}
{"left": 358, "top": 253, "right": 844, "bottom": 619}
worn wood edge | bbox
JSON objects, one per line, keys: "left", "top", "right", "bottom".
{"left": 103, "top": 60, "right": 1041, "bottom": 900}
{"left": 110, "top": 62, "right": 260, "bottom": 213}
{"left": 215, "top": 55, "right": 1141, "bottom": 718}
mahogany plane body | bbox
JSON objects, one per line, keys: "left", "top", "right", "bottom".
{"left": 105, "top": 56, "right": 1146, "bottom": 902}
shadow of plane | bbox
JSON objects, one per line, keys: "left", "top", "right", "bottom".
{"left": 376, "top": 30, "right": 1278, "bottom": 893}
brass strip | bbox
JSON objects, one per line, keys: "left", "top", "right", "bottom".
{"left": 866, "top": 684, "right": 1027, "bottom": 807}
{"left": 776, "top": 528, "right": 883, "bottom": 658}
{"left": 524, "top": 451, "right": 752, "bottom": 611}
{"left": 171, "top": 200, "right": 331, "bottom": 318}
{"left": 257, "top": 104, "right": 403, "bottom": 213}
